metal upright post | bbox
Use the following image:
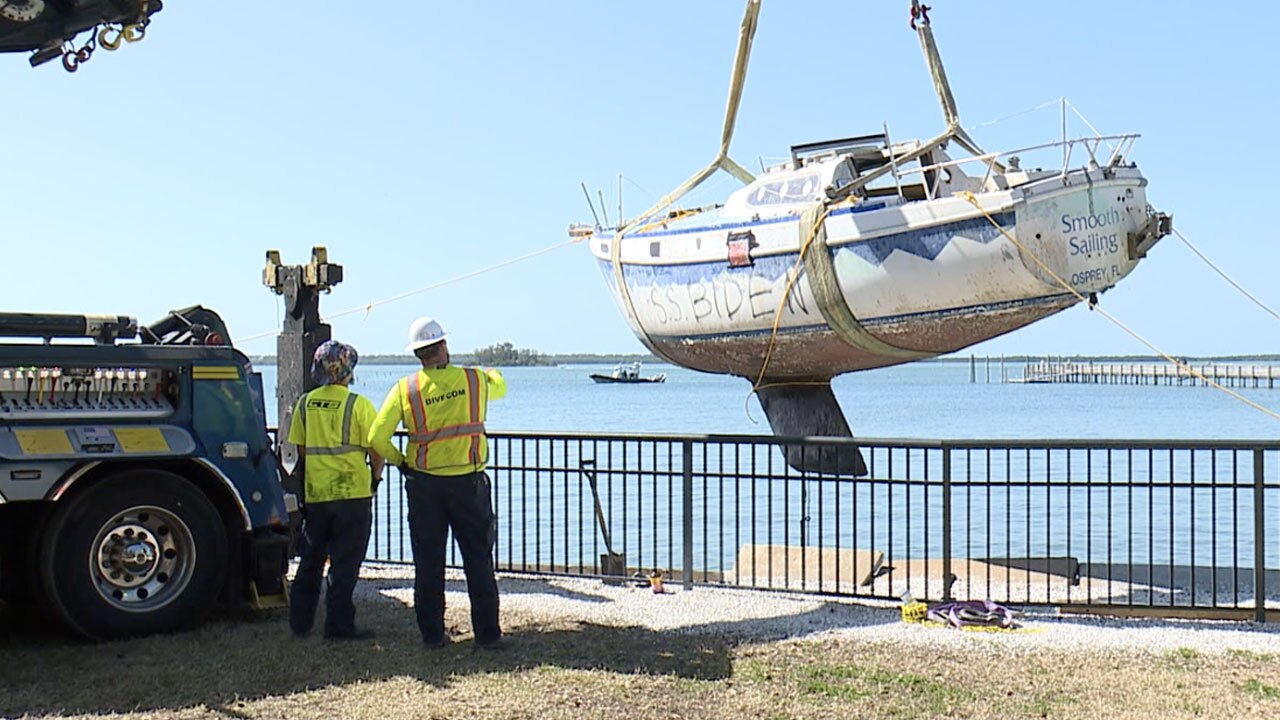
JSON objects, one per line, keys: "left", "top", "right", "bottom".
{"left": 1254, "top": 448, "right": 1267, "bottom": 623}
{"left": 942, "top": 446, "right": 953, "bottom": 601}
{"left": 683, "top": 440, "right": 695, "bottom": 591}
{"left": 263, "top": 247, "right": 344, "bottom": 466}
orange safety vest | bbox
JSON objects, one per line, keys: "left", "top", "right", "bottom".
{"left": 401, "top": 366, "right": 489, "bottom": 475}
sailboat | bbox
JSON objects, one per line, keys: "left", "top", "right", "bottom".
{"left": 573, "top": 1, "right": 1171, "bottom": 475}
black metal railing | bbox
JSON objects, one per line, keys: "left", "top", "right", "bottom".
{"left": 363, "top": 431, "right": 1279, "bottom": 621}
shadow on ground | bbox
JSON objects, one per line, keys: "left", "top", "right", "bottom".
{"left": 0, "top": 573, "right": 891, "bottom": 717}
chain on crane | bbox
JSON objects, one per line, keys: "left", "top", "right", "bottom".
{"left": 909, "top": 0, "right": 932, "bottom": 30}
{"left": 59, "top": 0, "right": 152, "bottom": 73}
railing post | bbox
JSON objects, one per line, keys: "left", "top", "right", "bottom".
{"left": 1255, "top": 448, "right": 1267, "bottom": 623}
{"left": 942, "top": 445, "right": 953, "bottom": 602}
{"left": 682, "top": 440, "right": 695, "bottom": 591}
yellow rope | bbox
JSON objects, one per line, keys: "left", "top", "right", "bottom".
{"left": 747, "top": 198, "right": 880, "bottom": 399}
{"left": 958, "top": 192, "right": 1280, "bottom": 423}
{"left": 739, "top": 202, "right": 853, "bottom": 421}
{"left": 751, "top": 203, "right": 837, "bottom": 393}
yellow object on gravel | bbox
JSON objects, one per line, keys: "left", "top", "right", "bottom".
{"left": 901, "top": 600, "right": 929, "bottom": 623}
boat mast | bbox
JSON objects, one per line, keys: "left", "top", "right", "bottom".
{"left": 620, "top": 0, "right": 761, "bottom": 232}
{"left": 910, "top": 1, "right": 1003, "bottom": 171}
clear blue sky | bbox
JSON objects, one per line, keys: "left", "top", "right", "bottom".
{"left": 3, "top": 1, "right": 1276, "bottom": 357}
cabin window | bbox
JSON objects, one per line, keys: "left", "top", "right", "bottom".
{"left": 746, "top": 172, "right": 822, "bottom": 206}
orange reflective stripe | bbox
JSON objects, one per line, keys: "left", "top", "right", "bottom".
{"left": 465, "top": 368, "right": 482, "bottom": 465}
{"left": 406, "top": 374, "right": 428, "bottom": 468}
{"left": 407, "top": 422, "right": 486, "bottom": 444}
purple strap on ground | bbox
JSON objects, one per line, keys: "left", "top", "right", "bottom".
{"left": 925, "top": 600, "right": 1016, "bottom": 629}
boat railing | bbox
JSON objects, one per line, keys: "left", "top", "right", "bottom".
{"left": 897, "top": 132, "right": 1142, "bottom": 195}
{"left": 615, "top": 132, "right": 1144, "bottom": 232}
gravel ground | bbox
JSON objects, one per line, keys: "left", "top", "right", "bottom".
{"left": 361, "top": 562, "right": 1280, "bottom": 655}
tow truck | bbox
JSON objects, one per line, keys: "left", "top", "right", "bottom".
{"left": 0, "top": 306, "right": 292, "bottom": 640}
{"left": 0, "top": 250, "right": 343, "bottom": 639}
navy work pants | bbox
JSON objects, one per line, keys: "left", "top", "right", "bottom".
{"left": 289, "top": 497, "right": 373, "bottom": 637}
{"left": 404, "top": 469, "right": 500, "bottom": 645}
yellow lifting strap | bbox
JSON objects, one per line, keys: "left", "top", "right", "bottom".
{"left": 799, "top": 202, "right": 935, "bottom": 362}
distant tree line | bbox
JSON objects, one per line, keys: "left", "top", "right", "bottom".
{"left": 249, "top": 349, "right": 660, "bottom": 366}
{"left": 472, "top": 342, "right": 552, "bottom": 367}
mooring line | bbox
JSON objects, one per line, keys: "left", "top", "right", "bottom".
{"left": 1173, "top": 228, "right": 1280, "bottom": 324}
{"left": 238, "top": 237, "right": 584, "bottom": 345}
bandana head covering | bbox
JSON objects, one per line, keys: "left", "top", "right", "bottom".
{"left": 311, "top": 340, "right": 359, "bottom": 385}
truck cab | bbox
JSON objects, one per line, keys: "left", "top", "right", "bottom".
{"left": 0, "top": 308, "right": 290, "bottom": 639}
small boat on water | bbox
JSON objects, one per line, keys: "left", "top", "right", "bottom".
{"left": 590, "top": 362, "right": 666, "bottom": 384}
{"left": 572, "top": 0, "right": 1170, "bottom": 475}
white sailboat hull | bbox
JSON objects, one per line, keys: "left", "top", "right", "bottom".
{"left": 592, "top": 166, "right": 1156, "bottom": 380}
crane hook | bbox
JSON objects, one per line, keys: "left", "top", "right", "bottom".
{"left": 99, "top": 26, "right": 123, "bottom": 51}
{"left": 122, "top": 24, "right": 146, "bottom": 43}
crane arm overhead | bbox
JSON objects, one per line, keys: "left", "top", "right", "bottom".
{"left": 0, "top": 0, "right": 160, "bottom": 69}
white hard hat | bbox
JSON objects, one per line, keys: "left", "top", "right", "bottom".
{"left": 406, "top": 316, "right": 448, "bottom": 352}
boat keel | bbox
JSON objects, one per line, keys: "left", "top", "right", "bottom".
{"left": 755, "top": 382, "right": 868, "bottom": 476}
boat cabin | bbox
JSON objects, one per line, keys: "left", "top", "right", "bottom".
{"left": 720, "top": 132, "right": 1054, "bottom": 220}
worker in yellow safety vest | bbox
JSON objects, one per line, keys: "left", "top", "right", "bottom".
{"left": 287, "top": 340, "right": 384, "bottom": 640}
{"left": 368, "top": 316, "right": 507, "bottom": 649}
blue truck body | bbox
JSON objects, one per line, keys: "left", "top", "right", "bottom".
{"left": 0, "top": 314, "right": 291, "bottom": 639}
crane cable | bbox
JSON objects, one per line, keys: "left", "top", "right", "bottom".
{"left": 958, "top": 192, "right": 1280, "bottom": 423}
{"left": 238, "top": 236, "right": 585, "bottom": 344}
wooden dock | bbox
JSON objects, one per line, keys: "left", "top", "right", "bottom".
{"left": 1013, "top": 360, "right": 1280, "bottom": 388}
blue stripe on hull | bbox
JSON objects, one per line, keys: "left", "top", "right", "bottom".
{"left": 601, "top": 211, "right": 1018, "bottom": 287}
{"left": 617, "top": 252, "right": 798, "bottom": 286}
{"left": 623, "top": 200, "right": 892, "bottom": 239}
{"left": 839, "top": 213, "right": 1013, "bottom": 265}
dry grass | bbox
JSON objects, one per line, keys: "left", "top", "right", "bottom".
{"left": 3, "top": 577, "right": 1280, "bottom": 720}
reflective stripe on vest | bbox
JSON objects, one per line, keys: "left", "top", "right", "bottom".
{"left": 404, "top": 368, "right": 486, "bottom": 469}
{"left": 299, "top": 391, "right": 362, "bottom": 456}
{"left": 407, "top": 422, "right": 487, "bottom": 444}
{"left": 405, "top": 375, "right": 429, "bottom": 469}
{"left": 465, "top": 367, "right": 482, "bottom": 465}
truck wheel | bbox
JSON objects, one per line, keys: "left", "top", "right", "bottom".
{"left": 38, "top": 469, "right": 228, "bottom": 639}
